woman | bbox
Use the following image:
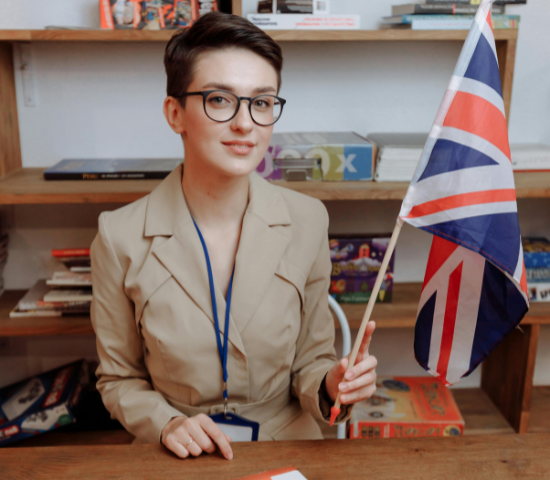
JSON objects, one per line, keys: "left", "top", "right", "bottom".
{"left": 90, "top": 12, "right": 377, "bottom": 461}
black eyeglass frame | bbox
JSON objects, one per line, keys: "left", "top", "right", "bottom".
{"left": 171, "top": 89, "right": 287, "bottom": 126}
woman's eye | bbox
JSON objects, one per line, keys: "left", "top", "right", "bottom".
{"left": 254, "top": 98, "right": 272, "bottom": 109}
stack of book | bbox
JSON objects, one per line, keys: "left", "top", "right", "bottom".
{"left": 511, "top": 144, "right": 550, "bottom": 172}
{"left": 249, "top": 0, "right": 360, "bottom": 30}
{"left": 524, "top": 238, "right": 550, "bottom": 303}
{"left": 367, "top": 133, "right": 426, "bottom": 182}
{"left": 381, "top": 0, "right": 525, "bottom": 30}
{"left": 10, "top": 248, "right": 92, "bottom": 318}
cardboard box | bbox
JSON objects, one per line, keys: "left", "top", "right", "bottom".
{"left": 523, "top": 237, "right": 550, "bottom": 268}
{"left": 349, "top": 376, "right": 464, "bottom": 439}
{"left": 0, "top": 360, "right": 88, "bottom": 446}
{"left": 256, "top": 132, "right": 374, "bottom": 181}
{"left": 329, "top": 235, "right": 394, "bottom": 303}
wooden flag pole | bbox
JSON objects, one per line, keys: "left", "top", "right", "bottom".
{"left": 329, "top": 218, "right": 404, "bottom": 426}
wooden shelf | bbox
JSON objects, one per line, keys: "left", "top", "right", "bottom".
{"left": 0, "top": 29, "right": 518, "bottom": 43}
{"left": 1, "top": 284, "right": 548, "bottom": 337}
{"left": 0, "top": 168, "right": 548, "bottom": 205}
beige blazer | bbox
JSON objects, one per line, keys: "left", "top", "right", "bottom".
{"left": 90, "top": 163, "right": 352, "bottom": 445}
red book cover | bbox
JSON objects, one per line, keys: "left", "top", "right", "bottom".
{"left": 51, "top": 249, "right": 90, "bottom": 258}
{"left": 349, "top": 376, "right": 464, "bottom": 439}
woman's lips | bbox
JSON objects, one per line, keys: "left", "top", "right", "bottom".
{"left": 222, "top": 142, "right": 255, "bottom": 155}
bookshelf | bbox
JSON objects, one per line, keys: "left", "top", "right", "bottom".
{"left": 0, "top": 4, "right": 542, "bottom": 442}
{"left": 0, "top": 168, "right": 548, "bottom": 204}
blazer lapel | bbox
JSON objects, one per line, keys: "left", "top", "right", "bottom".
{"left": 145, "top": 164, "right": 246, "bottom": 356}
{"left": 230, "top": 173, "right": 292, "bottom": 334}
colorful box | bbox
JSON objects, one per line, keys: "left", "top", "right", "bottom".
{"left": 523, "top": 237, "right": 550, "bottom": 268}
{"left": 329, "top": 235, "right": 394, "bottom": 303}
{"left": 256, "top": 132, "right": 374, "bottom": 181}
{"left": 527, "top": 282, "right": 550, "bottom": 302}
{"left": 349, "top": 376, "right": 464, "bottom": 439}
{"left": 0, "top": 360, "right": 88, "bottom": 446}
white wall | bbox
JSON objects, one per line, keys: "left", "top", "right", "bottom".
{"left": 0, "top": 1, "right": 549, "bottom": 391}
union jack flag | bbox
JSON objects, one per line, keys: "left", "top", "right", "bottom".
{"left": 398, "top": 0, "right": 529, "bottom": 386}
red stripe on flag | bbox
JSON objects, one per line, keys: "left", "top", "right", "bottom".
{"left": 486, "top": 10, "right": 493, "bottom": 31}
{"left": 437, "top": 261, "right": 463, "bottom": 383}
{"left": 406, "top": 189, "right": 517, "bottom": 219}
{"left": 422, "top": 235, "right": 459, "bottom": 292}
{"left": 520, "top": 262, "right": 528, "bottom": 296}
{"left": 443, "top": 91, "right": 511, "bottom": 160}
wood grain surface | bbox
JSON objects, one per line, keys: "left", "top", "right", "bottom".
{"left": 2, "top": 285, "right": 549, "bottom": 337}
{"left": 0, "top": 29, "right": 519, "bottom": 43}
{"left": 0, "top": 169, "right": 548, "bottom": 205}
{"left": 2, "top": 434, "right": 549, "bottom": 480}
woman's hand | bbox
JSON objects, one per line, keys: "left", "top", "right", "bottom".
{"left": 325, "top": 320, "right": 377, "bottom": 405}
{"left": 161, "top": 414, "right": 233, "bottom": 460}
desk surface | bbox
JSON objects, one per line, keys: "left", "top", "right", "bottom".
{"left": 3, "top": 433, "right": 549, "bottom": 480}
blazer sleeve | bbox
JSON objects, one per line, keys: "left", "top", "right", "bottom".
{"left": 290, "top": 205, "right": 353, "bottom": 425}
{"left": 90, "top": 212, "right": 185, "bottom": 444}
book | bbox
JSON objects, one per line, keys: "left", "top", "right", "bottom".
{"left": 256, "top": 132, "right": 374, "bottom": 181}
{"left": 16, "top": 280, "right": 52, "bottom": 311}
{"left": 511, "top": 144, "right": 550, "bottom": 172}
{"left": 70, "top": 266, "right": 92, "bottom": 273}
{"left": 349, "top": 376, "right": 464, "bottom": 439}
{"left": 527, "top": 282, "right": 550, "bottom": 302}
{"left": 247, "top": 13, "right": 359, "bottom": 30}
{"left": 276, "top": 0, "right": 313, "bottom": 14}
{"left": 43, "top": 289, "right": 93, "bottom": 303}
{"left": 43, "top": 159, "right": 181, "bottom": 181}
{"left": 523, "top": 238, "right": 550, "bottom": 268}
{"left": 381, "top": 14, "right": 520, "bottom": 29}
{"left": 367, "top": 132, "right": 427, "bottom": 182}
{"left": 46, "top": 272, "right": 92, "bottom": 287}
{"left": 392, "top": 3, "right": 504, "bottom": 15}
{"left": 9, "top": 306, "right": 90, "bottom": 318}
{"left": 14, "top": 280, "right": 91, "bottom": 313}
{"left": 55, "top": 257, "right": 91, "bottom": 269}
{"left": 526, "top": 267, "right": 550, "bottom": 283}
{"left": 51, "top": 248, "right": 90, "bottom": 258}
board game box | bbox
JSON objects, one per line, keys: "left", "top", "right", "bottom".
{"left": 256, "top": 132, "right": 374, "bottom": 181}
{"left": 523, "top": 237, "right": 550, "bottom": 268}
{"left": 348, "top": 376, "right": 464, "bottom": 439}
{"left": 0, "top": 360, "right": 88, "bottom": 446}
{"left": 329, "top": 235, "right": 394, "bottom": 303}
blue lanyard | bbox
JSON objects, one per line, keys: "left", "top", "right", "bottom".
{"left": 193, "top": 219, "right": 235, "bottom": 413}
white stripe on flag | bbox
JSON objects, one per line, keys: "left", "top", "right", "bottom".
{"left": 407, "top": 201, "right": 518, "bottom": 227}
{"left": 418, "top": 247, "right": 465, "bottom": 374}
{"left": 481, "top": 15, "right": 499, "bottom": 64}
{"left": 445, "top": 250, "right": 486, "bottom": 385}
{"left": 401, "top": 166, "right": 516, "bottom": 216}
{"left": 450, "top": 76, "right": 505, "bottom": 116}
{"left": 438, "top": 127, "right": 511, "bottom": 166}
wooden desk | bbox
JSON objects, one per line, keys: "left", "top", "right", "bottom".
{"left": 2, "top": 433, "right": 549, "bottom": 480}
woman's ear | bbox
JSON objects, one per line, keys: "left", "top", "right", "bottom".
{"left": 163, "top": 96, "right": 186, "bottom": 134}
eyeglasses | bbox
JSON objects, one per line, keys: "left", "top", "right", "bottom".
{"left": 171, "top": 89, "right": 286, "bottom": 126}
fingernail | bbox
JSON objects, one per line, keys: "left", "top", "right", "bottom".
{"left": 227, "top": 452, "right": 233, "bottom": 460}
{"left": 339, "top": 383, "right": 347, "bottom": 391}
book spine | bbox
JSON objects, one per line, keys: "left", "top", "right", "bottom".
{"left": 43, "top": 172, "right": 169, "bottom": 180}
{"left": 526, "top": 267, "right": 550, "bottom": 283}
{"left": 408, "top": 14, "right": 519, "bottom": 29}
{"left": 51, "top": 249, "right": 90, "bottom": 258}
{"left": 395, "top": 5, "right": 504, "bottom": 15}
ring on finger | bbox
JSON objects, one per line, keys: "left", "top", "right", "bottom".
{"left": 185, "top": 438, "right": 194, "bottom": 448}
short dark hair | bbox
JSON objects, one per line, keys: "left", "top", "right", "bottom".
{"left": 164, "top": 12, "right": 283, "bottom": 106}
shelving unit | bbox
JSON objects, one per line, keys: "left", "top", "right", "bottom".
{"left": 0, "top": 5, "right": 544, "bottom": 444}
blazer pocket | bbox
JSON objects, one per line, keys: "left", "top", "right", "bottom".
{"left": 275, "top": 259, "right": 306, "bottom": 316}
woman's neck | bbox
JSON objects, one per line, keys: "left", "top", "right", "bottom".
{"left": 181, "top": 159, "right": 250, "bottom": 230}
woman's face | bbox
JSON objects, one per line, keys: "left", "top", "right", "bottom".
{"left": 167, "top": 47, "right": 279, "bottom": 179}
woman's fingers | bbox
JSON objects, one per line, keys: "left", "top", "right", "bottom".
{"left": 339, "top": 383, "right": 377, "bottom": 405}
{"left": 344, "top": 355, "right": 377, "bottom": 382}
{"left": 356, "top": 321, "right": 376, "bottom": 362}
{"left": 339, "top": 366, "right": 377, "bottom": 394}
{"left": 165, "top": 435, "right": 190, "bottom": 459}
{"left": 199, "top": 415, "right": 233, "bottom": 460}
{"left": 186, "top": 420, "right": 216, "bottom": 454}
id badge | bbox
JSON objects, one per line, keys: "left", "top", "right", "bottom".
{"left": 209, "top": 412, "right": 259, "bottom": 442}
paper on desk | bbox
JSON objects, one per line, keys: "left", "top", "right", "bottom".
{"left": 237, "top": 466, "right": 307, "bottom": 480}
